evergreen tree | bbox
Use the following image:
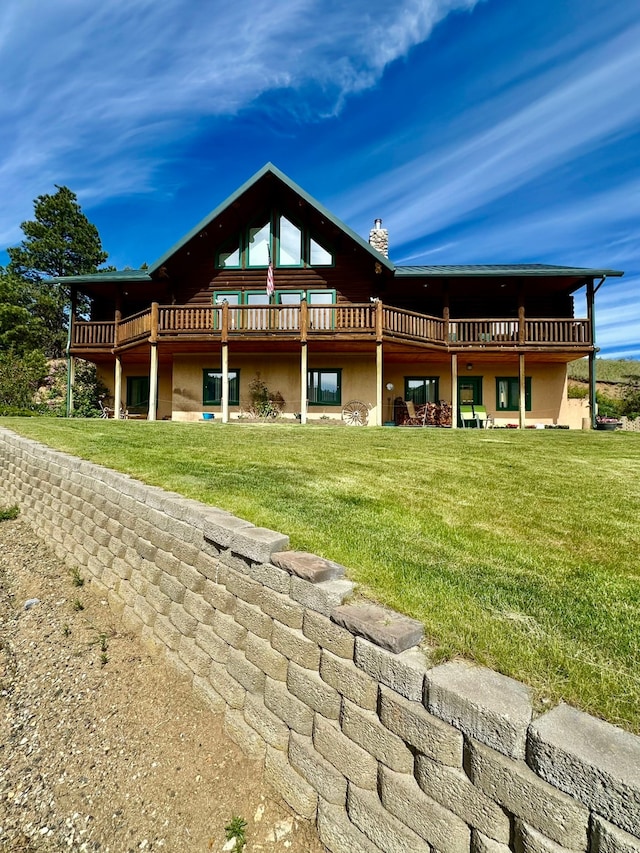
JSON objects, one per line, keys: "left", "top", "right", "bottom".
{"left": 8, "top": 185, "right": 108, "bottom": 281}
{"left": 7, "top": 186, "right": 109, "bottom": 356}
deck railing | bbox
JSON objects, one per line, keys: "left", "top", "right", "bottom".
{"left": 383, "top": 306, "right": 445, "bottom": 343}
{"left": 449, "top": 319, "right": 520, "bottom": 346}
{"left": 525, "top": 319, "right": 591, "bottom": 345}
{"left": 71, "top": 305, "right": 593, "bottom": 350}
{"left": 118, "top": 309, "right": 151, "bottom": 344}
{"left": 72, "top": 321, "right": 115, "bottom": 347}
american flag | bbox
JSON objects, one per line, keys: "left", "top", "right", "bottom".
{"left": 266, "top": 249, "right": 274, "bottom": 297}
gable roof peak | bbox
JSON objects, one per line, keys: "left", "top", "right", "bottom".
{"left": 149, "top": 163, "right": 395, "bottom": 274}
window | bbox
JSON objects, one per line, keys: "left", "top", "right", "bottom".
{"left": 405, "top": 377, "right": 439, "bottom": 405}
{"left": 278, "top": 216, "right": 303, "bottom": 266}
{"left": 496, "top": 377, "right": 531, "bottom": 411}
{"left": 309, "top": 236, "right": 332, "bottom": 266}
{"left": 215, "top": 213, "right": 333, "bottom": 269}
{"left": 126, "top": 376, "right": 150, "bottom": 412}
{"left": 203, "top": 369, "right": 240, "bottom": 406}
{"left": 247, "top": 222, "right": 270, "bottom": 267}
{"left": 308, "top": 369, "right": 341, "bottom": 406}
{"left": 217, "top": 239, "right": 240, "bottom": 268}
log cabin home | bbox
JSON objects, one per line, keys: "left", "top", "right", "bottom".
{"left": 62, "top": 163, "right": 623, "bottom": 427}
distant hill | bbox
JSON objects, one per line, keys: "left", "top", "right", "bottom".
{"left": 568, "top": 358, "right": 640, "bottom": 384}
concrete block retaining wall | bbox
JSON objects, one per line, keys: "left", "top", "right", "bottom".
{"left": 1, "top": 427, "right": 639, "bottom": 852}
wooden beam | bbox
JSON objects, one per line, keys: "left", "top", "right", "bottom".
{"left": 300, "top": 343, "right": 308, "bottom": 425}
{"left": 451, "top": 353, "right": 458, "bottom": 429}
{"left": 376, "top": 342, "right": 383, "bottom": 427}
{"left": 518, "top": 284, "right": 525, "bottom": 344}
{"left": 114, "top": 356, "right": 122, "bottom": 419}
{"left": 221, "top": 343, "right": 229, "bottom": 424}
{"left": 150, "top": 302, "right": 159, "bottom": 344}
{"left": 300, "top": 299, "right": 308, "bottom": 343}
{"left": 148, "top": 344, "right": 158, "bottom": 421}
{"left": 519, "top": 353, "right": 526, "bottom": 429}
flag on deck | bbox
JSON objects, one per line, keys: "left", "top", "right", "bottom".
{"left": 266, "top": 249, "right": 274, "bottom": 297}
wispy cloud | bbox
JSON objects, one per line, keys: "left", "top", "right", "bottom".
{"left": 0, "top": 0, "right": 479, "bottom": 246}
{"left": 341, "top": 18, "right": 640, "bottom": 244}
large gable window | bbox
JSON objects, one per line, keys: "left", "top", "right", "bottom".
{"left": 216, "top": 212, "right": 333, "bottom": 269}
{"left": 279, "top": 216, "right": 303, "bottom": 266}
{"left": 247, "top": 222, "right": 270, "bottom": 267}
{"left": 309, "top": 237, "right": 332, "bottom": 266}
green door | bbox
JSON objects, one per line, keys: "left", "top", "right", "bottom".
{"left": 458, "top": 376, "right": 483, "bottom": 427}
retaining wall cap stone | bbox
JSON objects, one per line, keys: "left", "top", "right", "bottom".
{"left": 426, "top": 661, "right": 533, "bottom": 760}
{"left": 271, "top": 551, "right": 345, "bottom": 583}
{"left": 527, "top": 703, "right": 640, "bottom": 836}
{"left": 331, "top": 604, "right": 424, "bottom": 654}
{"left": 229, "top": 527, "right": 290, "bottom": 565}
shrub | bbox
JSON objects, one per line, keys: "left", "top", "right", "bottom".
{"left": 248, "top": 373, "right": 285, "bottom": 418}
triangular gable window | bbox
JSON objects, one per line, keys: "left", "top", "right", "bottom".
{"left": 215, "top": 212, "right": 333, "bottom": 269}
{"left": 310, "top": 237, "right": 332, "bottom": 266}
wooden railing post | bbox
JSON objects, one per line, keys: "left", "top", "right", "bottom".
{"left": 150, "top": 302, "right": 159, "bottom": 343}
{"left": 518, "top": 285, "right": 525, "bottom": 344}
{"left": 375, "top": 299, "right": 383, "bottom": 343}
{"left": 221, "top": 300, "right": 229, "bottom": 344}
{"left": 300, "top": 299, "right": 308, "bottom": 343}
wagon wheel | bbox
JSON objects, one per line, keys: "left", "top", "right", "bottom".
{"left": 341, "top": 400, "right": 370, "bottom": 426}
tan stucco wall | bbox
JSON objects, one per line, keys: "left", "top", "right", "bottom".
{"left": 95, "top": 354, "right": 585, "bottom": 428}
{"left": 95, "top": 363, "right": 172, "bottom": 421}
{"left": 383, "top": 360, "right": 582, "bottom": 427}
{"left": 172, "top": 353, "right": 379, "bottom": 423}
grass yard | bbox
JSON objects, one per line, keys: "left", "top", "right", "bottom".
{"left": 2, "top": 418, "right": 639, "bottom": 732}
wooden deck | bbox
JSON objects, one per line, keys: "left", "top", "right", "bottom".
{"left": 70, "top": 303, "right": 592, "bottom": 352}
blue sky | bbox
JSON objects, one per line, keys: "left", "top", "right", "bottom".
{"left": 1, "top": 0, "right": 638, "bottom": 358}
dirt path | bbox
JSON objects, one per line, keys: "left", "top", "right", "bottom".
{"left": 0, "top": 511, "right": 326, "bottom": 853}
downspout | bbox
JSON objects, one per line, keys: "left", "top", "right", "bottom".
{"left": 65, "top": 288, "right": 77, "bottom": 418}
{"left": 65, "top": 317, "right": 72, "bottom": 418}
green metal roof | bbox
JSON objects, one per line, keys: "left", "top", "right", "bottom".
{"left": 53, "top": 270, "right": 151, "bottom": 285}
{"left": 394, "top": 264, "right": 624, "bottom": 278}
{"left": 149, "top": 162, "right": 396, "bottom": 274}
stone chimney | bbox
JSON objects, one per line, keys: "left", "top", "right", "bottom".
{"left": 369, "top": 218, "right": 389, "bottom": 258}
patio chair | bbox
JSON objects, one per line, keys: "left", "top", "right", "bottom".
{"left": 460, "top": 404, "right": 489, "bottom": 428}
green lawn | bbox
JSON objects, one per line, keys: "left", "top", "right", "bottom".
{"left": 3, "top": 418, "right": 639, "bottom": 732}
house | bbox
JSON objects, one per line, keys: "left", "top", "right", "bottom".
{"left": 62, "top": 163, "right": 623, "bottom": 427}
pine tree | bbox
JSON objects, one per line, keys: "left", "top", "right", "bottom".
{"left": 7, "top": 186, "right": 109, "bottom": 356}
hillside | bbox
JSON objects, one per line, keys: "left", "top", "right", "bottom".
{"left": 568, "top": 357, "right": 640, "bottom": 384}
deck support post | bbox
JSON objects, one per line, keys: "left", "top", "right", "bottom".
{"left": 451, "top": 353, "right": 458, "bottom": 429}
{"left": 519, "top": 353, "right": 526, "bottom": 429}
{"left": 148, "top": 345, "right": 158, "bottom": 421}
{"left": 148, "top": 302, "right": 159, "bottom": 421}
{"left": 114, "top": 356, "right": 123, "bottom": 419}
{"left": 221, "top": 300, "right": 230, "bottom": 424}
{"left": 221, "top": 343, "right": 229, "bottom": 424}
{"left": 375, "top": 301, "right": 383, "bottom": 427}
{"left": 67, "top": 357, "right": 76, "bottom": 416}
{"left": 587, "top": 278, "right": 597, "bottom": 429}
{"left": 300, "top": 299, "right": 308, "bottom": 425}
{"left": 300, "top": 343, "right": 308, "bottom": 425}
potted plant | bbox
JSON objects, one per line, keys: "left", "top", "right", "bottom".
{"left": 595, "top": 416, "right": 621, "bottom": 431}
